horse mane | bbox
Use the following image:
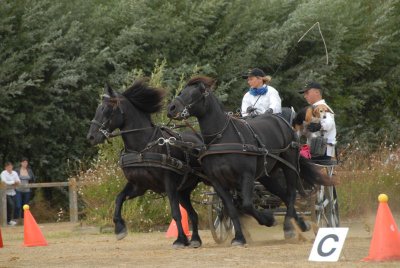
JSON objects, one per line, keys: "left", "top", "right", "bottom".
{"left": 121, "top": 79, "right": 166, "bottom": 113}
{"left": 186, "top": 76, "right": 215, "bottom": 90}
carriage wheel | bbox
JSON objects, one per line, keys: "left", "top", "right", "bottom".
{"left": 207, "top": 192, "right": 234, "bottom": 244}
{"left": 313, "top": 185, "right": 340, "bottom": 227}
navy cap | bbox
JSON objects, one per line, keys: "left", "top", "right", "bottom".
{"left": 298, "top": 81, "right": 322, "bottom": 93}
{"left": 242, "top": 68, "right": 266, "bottom": 79}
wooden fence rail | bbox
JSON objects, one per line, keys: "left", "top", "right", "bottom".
{"left": 0, "top": 178, "right": 78, "bottom": 227}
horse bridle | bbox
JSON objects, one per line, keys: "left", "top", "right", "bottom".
{"left": 90, "top": 94, "right": 126, "bottom": 138}
{"left": 90, "top": 94, "right": 164, "bottom": 139}
{"left": 174, "top": 83, "right": 209, "bottom": 118}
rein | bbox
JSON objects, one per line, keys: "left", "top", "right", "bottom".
{"left": 174, "top": 91, "right": 209, "bottom": 119}
{"left": 90, "top": 119, "right": 156, "bottom": 138}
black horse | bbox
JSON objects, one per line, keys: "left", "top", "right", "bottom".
{"left": 87, "top": 80, "right": 204, "bottom": 248}
{"left": 168, "top": 76, "right": 332, "bottom": 245}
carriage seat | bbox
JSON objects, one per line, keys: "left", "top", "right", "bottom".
{"left": 311, "top": 158, "right": 339, "bottom": 167}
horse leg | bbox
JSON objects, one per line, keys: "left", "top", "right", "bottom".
{"left": 165, "top": 181, "right": 190, "bottom": 248}
{"left": 240, "top": 174, "right": 276, "bottom": 227}
{"left": 281, "top": 165, "right": 310, "bottom": 239}
{"left": 178, "top": 188, "right": 202, "bottom": 248}
{"left": 259, "top": 172, "right": 309, "bottom": 237}
{"left": 113, "top": 182, "right": 142, "bottom": 240}
{"left": 211, "top": 181, "right": 246, "bottom": 246}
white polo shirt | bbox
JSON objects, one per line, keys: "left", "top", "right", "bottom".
{"left": 1, "top": 170, "right": 20, "bottom": 196}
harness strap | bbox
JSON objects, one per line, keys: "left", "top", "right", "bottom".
{"left": 198, "top": 142, "right": 299, "bottom": 175}
{"left": 230, "top": 119, "right": 246, "bottom": 145}
{"left": 119, "top": 152, "right": 207, "bottom": 180}
{"left": 203, "top": 116, "right": 231, "bottom": 145}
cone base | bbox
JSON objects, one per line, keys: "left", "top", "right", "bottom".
{"left": 165, "top": 205, "right": 191, "bottom": 238}
{"left": 362, "top": 256, "right": 400, "bottom": 262}
{"left": 24, "top": 242, "right": 48, "bottom": 247}
{"left": 165, "top": 220, "right": 191, "bottom": 238}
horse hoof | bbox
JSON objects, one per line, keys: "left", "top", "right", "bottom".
{"left": 303, "top": 221, "right": 311, "bottom": 232}
{"left": 231, "top": 239, "right": 246, "bottom": 247}
{"left": 172, "top": 242, "right": 187, "bottom": 249}
{"left": 262, "top": 210, "right": 276, "bottom": 227}
{"left": 189, "top": 240, "right": 202, "bottom": 248}
{"left": 116, "top": 229, "right": 128, "bottom": 240}
{"left": 284, "top": 230, "right": 296, "bottom": 239}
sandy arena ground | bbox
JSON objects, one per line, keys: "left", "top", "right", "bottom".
{"left": 1, "top": 216, "right": 399, "bottom": 268}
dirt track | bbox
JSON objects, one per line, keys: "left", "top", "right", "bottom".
{"left": 1, "top": 216, "right": 399, "bottom": 267}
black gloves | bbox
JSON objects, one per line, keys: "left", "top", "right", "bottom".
{"left": 307, "top": 122, "right": 322, "bottom": 132}
{"left": 246, "top": 106, "right": 256, "bottom": 114}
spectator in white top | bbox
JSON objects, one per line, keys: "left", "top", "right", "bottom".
{"left": 1, "top": 162, "right": 21, "bottom": 226}
{"left": 298, "top": 81, "right": 337, "bottom": 160}
{"left": 241, "top": 68, "right": 282, "bottom": 117}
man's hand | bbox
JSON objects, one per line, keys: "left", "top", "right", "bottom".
{"left": 307, "top": 122, "right": 322, "bottom": 132}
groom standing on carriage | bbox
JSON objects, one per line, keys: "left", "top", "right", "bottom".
{"left": 298, "top": 81, "right": 337, "bottom": 162}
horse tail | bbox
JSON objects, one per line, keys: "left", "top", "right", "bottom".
{"left": 298, "top": 157, "right": 335, "bottom": 187}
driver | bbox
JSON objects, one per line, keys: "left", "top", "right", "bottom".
{"left": 241, "top": 68, "right": 282, "bottom": 117}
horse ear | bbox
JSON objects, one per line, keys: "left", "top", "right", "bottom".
{"left": 198, "top": 82, "right": 206, "bottom": 93}
{"left": 104, "top": 82, "right": 115, "bottom": 97}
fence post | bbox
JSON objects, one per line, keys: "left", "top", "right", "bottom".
{"left": 0, "top": 183, "right": 7, "bottom": 227}
{"left": 68, "top": 178, "right": 78, "bottom": 223}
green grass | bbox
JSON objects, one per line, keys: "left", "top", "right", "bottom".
{"left": 336, "top": 144, "right": 400, "bottom": 218}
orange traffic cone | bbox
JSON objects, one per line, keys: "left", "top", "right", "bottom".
{"left": 362, "top": 194, "right": 400, "bottom": 262}
{"left": 23, "top": 205, "right": 48, "bottom": 247}
{"left": 166, "top": 205, "right": 191, "bottom": 238}
{"left": 0, "top": 227, "right": 3, "bottom": 248}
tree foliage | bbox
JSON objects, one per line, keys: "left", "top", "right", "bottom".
{"left": 1, "top": 0, "right": 399, "bottom": 180}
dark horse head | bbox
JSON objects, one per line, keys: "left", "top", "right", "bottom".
{"left": 167, "top": 76, "right": 215, "bottom": 120}
{"left": 87, "top": 81, "right": 164, "bottom": 145}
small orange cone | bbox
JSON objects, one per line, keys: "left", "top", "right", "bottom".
{"left": 23, "top": 205, "right": 48, "bottom": 247}
{"left": 166, "top": 205, "right": 191, "bottom": 238}
{"left": 0, "top": 227, "right": 3, "bottom": 248}
{"left": 362, "top": 194, "right": 400, "bottom": 262}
